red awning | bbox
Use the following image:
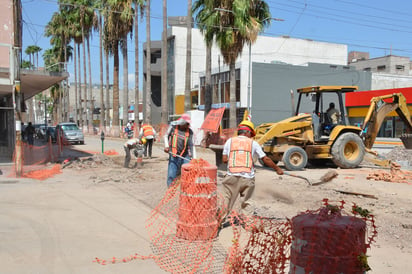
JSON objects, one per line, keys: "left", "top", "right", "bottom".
{"left": 346, "top": 87, "right": 412, "bottom": 107}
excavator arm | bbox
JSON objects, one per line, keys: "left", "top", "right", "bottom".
{"left": 362, "top": 93, "right": 412, "bottom": 149}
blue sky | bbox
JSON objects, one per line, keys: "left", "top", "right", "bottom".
{"left": 22, "top": 0, "right": 412, "bottom": 89}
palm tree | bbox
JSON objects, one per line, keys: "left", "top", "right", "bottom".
{"left": 192, "top": 0, "right": 214, "bottom": 117}
{"left": 24, "top": 45, "right": 42, "bottom": 70}
{"left": 134, "top": 1, "right": 146, "bottom": 125}
{"left": 144, "top": 1, "right": 151, "bottom": 123}
{"left": 193, "top": 0, "right": 271, "bottom": 128}
{"left": 184, "top": 0, "right": 192, "bottom": 112}
{"left": 120, "top": 4, "right": 134, "bottom": 130}
{"left": 45, "top": 9, "right": 73, "bottom": 121}
{"left": 103, "top": 0, "right": 134, "bottom": 137}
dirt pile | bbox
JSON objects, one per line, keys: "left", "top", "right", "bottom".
{"left": 384, "top": 146, "right": 412, "bottom": 164}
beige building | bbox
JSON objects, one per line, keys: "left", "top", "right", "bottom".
{"left": 0, "top": 0, "right": 67, "bottom": 163}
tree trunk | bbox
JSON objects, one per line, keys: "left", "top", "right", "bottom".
{"left": 111, "top": 42, "right": 120, "bottom": 137}
{"left": 82, "top": 28, "right": 88, "bottom": 132}
{"left": 74, "top": 42, "right": 78, "bottom": 124}
{"left": 99, "top": 15, "right": 104, "bottom": 131}
{"left": 122, "top": 36, "right": 129, "bottom": 127}
{"left": 105, "top": 49, "right": 110, "bottom": 131}
{"left": 77, "top": 44, "right": 83, "bottom": 127}
{"left": 145, "top": 1, "right": 151, "bottom": 123}
{"left": 87, "top": 37, "right": 93, "bottom": 133}
{"left": 161, "top": 0, "right": 168, "bottom": 124}
{"left": 184, "top": 0, "right": 192, "bottom": 112}
{"left": 204, "top": 44, "right": 212, "bottom": 117}
{"left": 229, "top": 61, "right": 237, "bottom": 129}
{"left": 134, "top": 9, "right": 139, "bottom": 124}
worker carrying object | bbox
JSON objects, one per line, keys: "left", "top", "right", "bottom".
{"left": 164, "top": 113, "right": 196, "bottom": 187}
{"left": 139, "top": 122, "right": 157, "bottom": 159}
{"left": 123, "top": 137, "right": 144, "bottom": 168}
{"left": 220, "top": 120, "right": 284, "bottom": 225}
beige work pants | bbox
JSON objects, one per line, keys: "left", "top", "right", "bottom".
{"left": 221, "top": 175, "right": 255, "bottom": 221}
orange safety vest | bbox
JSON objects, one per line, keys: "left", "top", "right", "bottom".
{"left": 171, "top": 127, "right": 189, "bottom": 156}
{"left": 228, "top": 136, "right": 253, "bottom": 173}
{"left": 142, "top": 124, "right": 154, "bottom": 137}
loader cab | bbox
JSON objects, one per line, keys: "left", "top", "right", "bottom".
{"left": 295, "top": 86, "right": 358, "bottom": 140}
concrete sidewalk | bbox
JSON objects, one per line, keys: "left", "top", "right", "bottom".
{"left": 0, "top": 172, "right": 167, "bottom": 274}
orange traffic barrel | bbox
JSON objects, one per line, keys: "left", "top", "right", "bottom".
{"left": 290, "top": 208, "right": 366, "bottom": 274}
{"left": 176, "top": 161, "right": 218, "bottom": 241}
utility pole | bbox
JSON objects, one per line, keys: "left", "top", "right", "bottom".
{"left": 13, "top": 0, "right": 23, "bottom": 176}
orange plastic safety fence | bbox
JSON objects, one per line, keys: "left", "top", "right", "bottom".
{"left": 11, "top": 139, "right": 64, "bottom": 179}
{"left": 145, "top": 159, "right": 226, "bottom": 273}
{"left": 288, "top": 199, "right": 377, "bottom": 274}
{"left": 93, "top": 161, "right": 377, "bottom": 274}
{"left": 103, "top": 149, "right": 119, "bottom": 156}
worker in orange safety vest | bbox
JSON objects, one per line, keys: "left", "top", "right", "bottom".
{"left": 220, "top": 120, "right": 283, "bottom": 227}
{"left": 163, "top": 113, "right": 195, "bottom": 187}
{"left": 139, "top": 123, "right": 156, "bottom": 158}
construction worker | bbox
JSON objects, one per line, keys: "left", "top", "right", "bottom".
{"left": 326, "top": 102, "right": 340, "bottom": 124}
{"left": 164, "top": 113, "right": 195, "bottom": 187}
{"left": 220, "top": 120, "right": 283, "bottom": 226}
{"left": 139, "top": 122, "right": 156, "bottom": 158}
{"left": 123, "top": 137, "right": 144, "bottom": 168}
{"left": 25, "top": 122, "right": 36, "bottom": 146}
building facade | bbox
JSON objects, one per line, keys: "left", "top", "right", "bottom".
{"left": 144, "top": 20, "right": 350, "bottom": 125}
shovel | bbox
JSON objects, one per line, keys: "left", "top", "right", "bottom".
{"left": 283, "top": 171, "right": 312, "bottom": 185}
{"left": 259, "top": 166, "right": 338, "bottom": 186}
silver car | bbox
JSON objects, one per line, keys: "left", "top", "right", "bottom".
{"left": 55, "top": 122, "right": 84, "bottom": 144}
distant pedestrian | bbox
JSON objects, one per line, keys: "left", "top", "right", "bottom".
{"left": 139, "top": 123, "right": 156, "bottom": 158}
{"left": 164, "top": 113, "right": 195, "bottom": 187}
{"left": 123, "top": 138, "right": 141, "bottom": 168}
{"left": 25, "top": 122, "right": 35, "bottom": 146}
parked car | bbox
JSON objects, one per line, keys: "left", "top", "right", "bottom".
{"left": 45, "top": 126, "right": 57, "bottom": 143}
{"left": 55, "top": 122, "right": 84, "bottom": 145}
{"left": 34, "top": 124, "right": 46, "bottom": 139}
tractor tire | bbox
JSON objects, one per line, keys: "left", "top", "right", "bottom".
{"left": 282, "top": 146, "right": 308, "bottom": 171}
{"left": 331, "top": 132, "right": 365, "bottom": 168}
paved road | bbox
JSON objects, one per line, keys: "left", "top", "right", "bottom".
{"left": 0, "top": 135, "right": 168, "bottom": 274}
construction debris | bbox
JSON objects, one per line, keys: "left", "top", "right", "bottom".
{"left": 367, "top": 162, "right": 412, "bottom": 184}
{"left": 334, "top": 189, "right": 378, "bottom": 199}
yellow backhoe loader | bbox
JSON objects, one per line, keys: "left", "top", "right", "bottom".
{"left": 254, "top": 86, "right": 412, "bottom": 171}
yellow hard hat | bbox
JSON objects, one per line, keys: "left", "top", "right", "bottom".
{"left": 238, "top": 120, "right": 255, "bottom": 137}
{"left": 141, "top": 137, "right": 147, "bottom": 144}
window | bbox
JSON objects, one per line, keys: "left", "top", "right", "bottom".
{"left": 363, "top": 67, "right": 371, "bottom": 71}
{"left": 377, "top": 65, "right": 386, "bottom": 71}
{"left": 396, "top": 65, "right": 405, "bottom": 71}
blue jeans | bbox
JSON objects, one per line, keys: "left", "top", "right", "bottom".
{"left": 167, "top": 155, "right": 190, "bottom": 187}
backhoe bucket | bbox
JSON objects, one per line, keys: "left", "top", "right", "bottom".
{"left": 400, "top": 134, "right": 412, "bottom": 149}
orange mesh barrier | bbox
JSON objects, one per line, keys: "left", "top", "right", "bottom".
{"left": 22, "top": 164, "right": 62, "bottom": 180}
{"left": 155, "top": 123, "right": 169, "bottom": 141}
{"left": 288, "top": 199, "right": 377, "bottom": 273}
{"left": 11, "top": 138, "right": 70, "bottom": 180}
{"left": 103, "top": 149, "right": 119, "bottom": 156}
{"left": 94, "top": 162, "right": 377, "bottom": 273}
